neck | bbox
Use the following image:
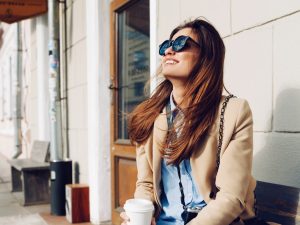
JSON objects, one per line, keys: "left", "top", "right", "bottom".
{"left": 171, "top": 80, "right": 187, "bottom": 108}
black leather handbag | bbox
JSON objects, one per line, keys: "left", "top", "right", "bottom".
{"left": 243, "top": 217, "right": 269, "bottom": 225}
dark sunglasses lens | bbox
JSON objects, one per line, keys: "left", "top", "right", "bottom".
{"left": 173, "top": 36, "right": 188, "bottom": 52}
{"left": 159, "top": 40, "right": 171, "bottom": 56}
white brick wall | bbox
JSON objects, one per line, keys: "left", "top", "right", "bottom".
{"left": 158, "top": 1, "right": 300, "bottom": 187}
{"left": 66, "top": 0, "right": 86, "bottom": 47}
{"left": 157, "top": 0, "right": 181, "bottom": 44}
{"left": 273, "top": 13, "right": 300, "bottom": 132}
{"left": 232, "top": 0, "right": 300, "bottom": 33}
{"left": 224, "top": 25, "right": 273, "bottom": 132}
{"left": 67, "top": 39, "right": 87, "bottom": 89}
{"left": 158, "top": 0, "right": 231, "bottom": 43}
{"left": 66, "top": 0, "right": 88, "bottom": 184}
{"left": 253, "top": 133, "right": 300, "bottom": 187}
{"left": 68, "top": 128, "right": 88, "bottom": 183}
{"left": 180, "top": 0, "right": 231, "bottom": 37}
{"left": 68, "top": 85, "right": 87, "bottom": 130}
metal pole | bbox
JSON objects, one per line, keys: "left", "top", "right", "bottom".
{"left": 12, "top": 23, "right": 22, "bottom": 158}
{"left": 48, "top": 0, "right": 63, "bottom": 161}
{"left": 59, "top": 0, "right": 69, "bottom": 159}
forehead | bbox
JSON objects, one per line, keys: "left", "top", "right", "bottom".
{"left": 172, "top": 28, "right": 198, "bottom": 41}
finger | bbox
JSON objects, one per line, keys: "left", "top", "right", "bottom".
{"left": 120, "top": 212, "right": 129, "bottom": 220}
{"left": 151, "top": 217, "right": 156, "bottom": 225}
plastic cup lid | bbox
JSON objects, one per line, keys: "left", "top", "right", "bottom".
{"left": 124, "top": 198, "right": 154, "bottom": 213}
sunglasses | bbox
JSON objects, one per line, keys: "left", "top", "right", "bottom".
{"left": 159, "top": 35, "right": 200, "bottom": 56}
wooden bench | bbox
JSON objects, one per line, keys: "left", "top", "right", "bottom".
{"left": 8, "top": 140, "right": 50, "bottom": 206}
{"left": 255, "top": 180, "right": 300, "bottom": 225}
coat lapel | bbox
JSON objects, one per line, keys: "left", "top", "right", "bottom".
{"left": 190, "top": 133, "right": 218, "bottom": 203}
{"left": 152, "top": 109, "right": 168, "bottom": 206}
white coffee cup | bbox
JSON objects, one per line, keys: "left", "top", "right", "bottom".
{"left": 124, "top": 198, "right": 154, "bottom": 225}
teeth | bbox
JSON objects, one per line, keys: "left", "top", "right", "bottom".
{"left": 165, "top": 60, "right": 177, "bottom": 65}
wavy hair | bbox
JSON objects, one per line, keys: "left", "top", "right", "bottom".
{"left": 128, "top": 18, "right": 225, "bottom": 165}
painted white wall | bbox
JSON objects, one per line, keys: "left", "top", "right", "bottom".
{"left": 273, "top": 13, "right": 300, "bottom": 132}
{"left": 0, "top": 22, "right": 35, "bottom": 158}
{"left": 224, "top": 25, "right": 273, "bottom": 132}
{"left": 157, "top": 0, "right": 300, "bottom": 187}
{"left": 0, "top": 24, "right": 17, "bottom": 158}
{"left": 231, "top": 0, "right": 300, "bottom": 33}
{"left": 86, "top": 0, "right": 111, "bottom": 223}
{"left": 150, "top": 0, "right": 159, "bottom": 92}
{"left": 65, "top": 0, "right": 89, "bottom": 184}
{"left": 36, "top": 15, "right": 50, "bottom": 141}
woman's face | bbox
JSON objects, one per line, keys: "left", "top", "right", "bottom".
{"left": 161, "top": 28, "right": 200, "bottom": 81}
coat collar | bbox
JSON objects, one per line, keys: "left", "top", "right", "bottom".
{"left": 152, "top": 108, "right": 168, "bottom": 206}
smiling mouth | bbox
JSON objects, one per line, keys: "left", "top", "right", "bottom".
{"left": 165, "top": 60, "right": 178, "bottom": 65}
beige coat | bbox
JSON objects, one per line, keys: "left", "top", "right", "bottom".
{"left": 134, "top": 97, "right": 257, "bottom": 225}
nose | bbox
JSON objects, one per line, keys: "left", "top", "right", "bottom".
{"left": 164, "top": 46, "right": 175, "bottom": 55}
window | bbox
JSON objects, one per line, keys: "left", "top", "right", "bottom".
{"left": 116, "top": 0, "right": 150, "bottom": 140}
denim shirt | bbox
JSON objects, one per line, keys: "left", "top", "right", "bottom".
{"left": 156, "top": 94, "right": 206, "bottom": 225}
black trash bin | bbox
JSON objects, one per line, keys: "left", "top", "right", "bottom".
{"left": 50, "top": 159, "right": 72, "bottom": 215}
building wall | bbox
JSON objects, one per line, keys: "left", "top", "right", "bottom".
{"left": 0, "top": 23, "right": 16, "bottom": 158}
{"left": 22, "top": 0, "right": 89, "bottom": 183}
{"left": 0, "top": 21, "right": 33, "bottom": 159}
{"left": 0, "top": 0, "right": 89, "bottom": 185}
{"left": 65, "top": 0, "right": 89, "bottom": 183}
{"left": 157, "top": 0, "right": 300, "bottom": 187}
{"left": 26, "top": 19, "right": 39, "bottom": 156}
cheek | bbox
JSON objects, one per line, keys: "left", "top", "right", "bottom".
{"left": 182, "top": 55, "right": 198, "bottom": 72}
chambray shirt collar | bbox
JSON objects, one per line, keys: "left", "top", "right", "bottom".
{"left": 169, "top": 92, "right": 177, "bottom": 112}
{"left": 169, "top": 92, "right": 183, "bottom": 122}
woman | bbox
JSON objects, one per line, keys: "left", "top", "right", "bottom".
{"left": 121, "top": 18, "right": 260, "bottom": 225}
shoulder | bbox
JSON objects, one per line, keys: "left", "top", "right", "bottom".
{"left": 216, "top": 96, "right": 253, "bottom": 132}
{"left": 221, "top": 96, "right": 250, "bottom": 109}
{"left": 220, "top": 96, "right": 252, "bottom": 118}
{"left": 208, "top": 97, "right": 252, "bottom": 135}
{"left": 223, "top": 97, "right": 253, "bottom": 137}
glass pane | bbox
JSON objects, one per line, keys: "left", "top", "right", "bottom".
{"left": 117, "top": 0, "right": 150, "bottom": 140}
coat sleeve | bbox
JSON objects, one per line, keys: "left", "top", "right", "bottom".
{"left": 134, "top": 142, "right": 155, "bottom": 203}
{"left": 189, "top": 100, "right": 254, "bottom": 225}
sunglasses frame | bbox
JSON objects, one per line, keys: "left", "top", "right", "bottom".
{"left": 159, "top": 35, "right": 200, "bottom": 56}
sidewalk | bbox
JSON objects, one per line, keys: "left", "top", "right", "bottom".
{"left": 0, "top": 153, "right": 110, "bottom": 225}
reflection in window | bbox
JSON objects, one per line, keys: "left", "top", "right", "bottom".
{"left": 117, "top": 0, "right": 149, "bottom": 140}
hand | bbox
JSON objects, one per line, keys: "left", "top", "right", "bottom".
{"left": 120, "top": 212, "right": 129, "bottom": 225}
{"left": 120, "top": 212, "right": 156, "bottom": 225}
{"left": 151, "top": 217, "right": 156, "bottom": 225}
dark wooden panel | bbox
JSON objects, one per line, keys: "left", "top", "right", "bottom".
{"left": 117, "top": 157, "right": 137, "bottom": 207}
{"left": 11, "top": 167, "right": 22, "bottom": 192}
{"left": 256, "top": 181, "right": 300, "bottom": 225}
{"left": 22, "top": 169, "right": 50, "bottom": 205}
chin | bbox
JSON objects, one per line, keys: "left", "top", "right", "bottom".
{"left": 163, "top": 68, "right": 180, "bottom": 76}
{"left": 163, "top": 73, "right": 188, "bottom": 80}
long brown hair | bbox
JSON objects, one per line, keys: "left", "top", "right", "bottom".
{"left": 128, "top": 18, "right": 225, "bottom": 165}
